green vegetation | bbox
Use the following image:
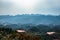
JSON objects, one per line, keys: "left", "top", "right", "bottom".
{"left": 0, "top": 24, "right": 60, "bottom": 40}
{"left": 0, "top": 27, "right": 42, "bottom": 40}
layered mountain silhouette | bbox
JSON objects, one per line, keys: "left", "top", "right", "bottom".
{"left": 0, "top": 14, "right": 60, "bottom": 33}
{"left": 0, "top": 14, "right": 60, "bottom": 25}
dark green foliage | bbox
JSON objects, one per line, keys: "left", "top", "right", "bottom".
{"left": 0, "top": 28, "right": 42, "bottom": 40}
{"left": 0, "top": 24, "right": 60, "bottom": 40}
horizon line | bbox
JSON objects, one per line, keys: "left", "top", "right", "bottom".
{"left": 0, "top": 14, "right": 60, "bottom": 16}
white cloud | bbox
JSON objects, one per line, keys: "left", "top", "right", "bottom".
{"left": 0, "top": 0, "right": 60, "bottom": 15}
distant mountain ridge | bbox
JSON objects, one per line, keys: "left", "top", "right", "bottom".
{"left": 0, "top": 14, "right": 60, "bottom": 25}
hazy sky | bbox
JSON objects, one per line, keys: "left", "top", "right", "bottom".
{"left": 0, "top": 0, "right": 60, "bottom": 15}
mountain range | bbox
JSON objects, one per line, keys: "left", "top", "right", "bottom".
{"left": 0, "top": 14, "right": 60, "bottom": 25}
